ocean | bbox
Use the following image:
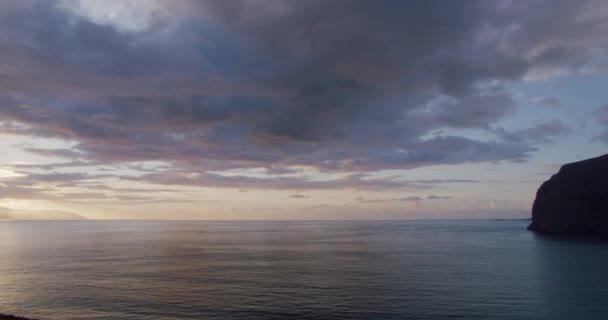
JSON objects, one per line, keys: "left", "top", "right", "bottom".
{"left": 1, "top": 220, "right": 607, "bottom": 320}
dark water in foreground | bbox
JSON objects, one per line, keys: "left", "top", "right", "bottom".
{"left": 0, "top": 220, "right": 607, "bottom": 320}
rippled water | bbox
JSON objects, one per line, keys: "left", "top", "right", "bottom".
{"left": 0, "top": 220, "right": 607, "bottom": 320}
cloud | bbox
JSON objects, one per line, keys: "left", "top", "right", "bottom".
{"left": 0, "top": 172, "right": 185, "bottom": 203}
{"left": 592, "top": 105, "right": 608, "bottom": 144}
{"left": 427, "top": 93, "right": 516, "bottom": 129}
{"left": 0, "top": 183, "right": 52, "bottom": 200}
{"left": 23, "top": 147, "right": 84, "bottom": 159}
{"left": 495, "top": 120, "right": 570, "bottom": 144}
{"left": 11, "top": 160, "right": 101, "bottom": 171}
{"left": 427, "top": 195, "right": 453, "bottom": 200}
{"left": 265, "top": 166, "right": 302, "bottom": 175}
{"left": 123, "top": 171, "right": 435, "bottom": 191}
{"left": 20, "top": 172, "right": 111, "bottom": 183}
{"left": 0, "top": 0, "right": 605, "bottom": 181}
{"left": 356, "top": 196, "right": 422, "bottom": 203}
{"left": 532, "top": 96, "right": 561, "bottom": 108}
{"left": 289, "top": 194, "right": 309, "bottom": 199}
{"left": 398, "top": 196, "right": 423, "bottom": 202}
{"left": 1, "top": 164, "right": 478, "bottom": 197}
{"left": 415, "top": 179, "right": 479, "bottom": 184}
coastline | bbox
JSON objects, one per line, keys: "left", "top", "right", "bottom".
{"left": 0, "top": 314, "right": 38, "bottom": 320}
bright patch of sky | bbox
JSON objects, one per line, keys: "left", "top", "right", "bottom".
{"left": 59, "top": 0, "right": 166, "bottom": 32}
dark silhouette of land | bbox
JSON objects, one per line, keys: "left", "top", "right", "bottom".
{"left": 0, "top": 314, "right": 38, "bottom": 320}
{"left": 0, "top": 207, "right": 86, "bottom": 220}
{"left": 529, "top": 154, "right": 608, "bottom": 238}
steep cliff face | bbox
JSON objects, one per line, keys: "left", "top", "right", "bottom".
{"left": 528, "top": 154, "right": 608, "bottom": 238}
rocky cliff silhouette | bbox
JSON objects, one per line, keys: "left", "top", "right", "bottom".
{"left": 528, "top": 154, "right": 608, "bottom": 238}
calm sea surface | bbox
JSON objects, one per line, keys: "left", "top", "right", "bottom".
{"left": 1, "top": 220, "right": 607, "bottom": 320}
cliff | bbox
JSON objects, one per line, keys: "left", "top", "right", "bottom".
{"left": 528, "top": 154, "right": 608, "bottom": 238}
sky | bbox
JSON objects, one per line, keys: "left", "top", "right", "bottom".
{"left": 0, "top": 0, "right": 607, "bottom": 220}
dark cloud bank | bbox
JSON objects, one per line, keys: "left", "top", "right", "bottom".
{"left": 1, "top": 0, "right": 607, "bottom": 189}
